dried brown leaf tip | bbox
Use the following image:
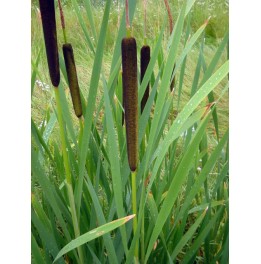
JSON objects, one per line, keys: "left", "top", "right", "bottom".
{"left": 63, "top": 44, "right": 83, "bottom": 118}
{"left": 121, "top": 37, "right": 138, "bottom": 172}
{"left": 140, "top": 45, "right": 150, "bottom": 113}
{"left": 39, "top": 0, "right": 60, "bottom": 87}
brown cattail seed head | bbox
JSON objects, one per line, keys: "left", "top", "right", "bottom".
{"left": 121, "top": 37, "right": 138, "bottom": 172}
{"left": 140, "top": 45, "right": 150, "bottom": 113}
{"left": 39, "top": 0, "right": 60, "bottom": 87}
{"left": 62, "top": 44, "right": 83, "bottom": 118}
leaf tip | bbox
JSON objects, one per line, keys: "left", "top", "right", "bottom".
{"left": 124, "top": 214, "right": 136, "bottom": 223}
{"left": 204, "top": 16, "right": 211, "bottom": 25}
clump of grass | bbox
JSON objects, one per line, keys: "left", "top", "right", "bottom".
{"left": 38, "top": 0, "right": 60, "bottom": 87}
{"left": 63, "top": 43, "right": 83, "bottom": 118}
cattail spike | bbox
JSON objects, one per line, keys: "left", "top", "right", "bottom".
{"left": 39, "top": 0, "right": 60, "bottom": 87}
{"left": 63, "top": 44, "right": 83, "bottom": 118}
{"left": 140, "top": 45, "right": 150, "bottom": 113}
{"left": 122, "top": 37, "right": 138, "bottom": 172}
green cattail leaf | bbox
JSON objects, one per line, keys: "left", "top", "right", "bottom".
{"left": 75, "top": 0, "right": 112, "bottom": 216}
{"left": 62, "top": 44, "right": 83, "bottom": 118}
{"left": 182, "top": 208, "right": 222, "bottom": 264}
{"left": 171, "top": 209, "right": 207, "bottom": 260}
{"left": 140, "top": 45, "right": 150, "bottom": 113}
{"left": 31, "top": 234, "right": 46, "bottom": 264}
{"left": 145, "top": 114, "right": 211, "bottom": 261}
{"left": 122, "top": 37, "right": 138, "bottom": 172}
{"left": 53, "top": 215, "right": 135, "bottom": 263}
{"left": 38, "top": 0, "right": 60, "bottom": 87}
{"left": 175, "top": 130, "right": 228, "bottom": 225}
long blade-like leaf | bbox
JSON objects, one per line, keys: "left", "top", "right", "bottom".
{"left": 54, "top": 215, "right": 135, "bottom": 263}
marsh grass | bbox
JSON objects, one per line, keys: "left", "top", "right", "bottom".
{"left": 31, "top": 0, "right": 229, "bottom": 263}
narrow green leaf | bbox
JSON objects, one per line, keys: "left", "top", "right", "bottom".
{"left": 188, "top": 200, "right": 225, "bottom": 214}
{"left": 83, "top": 0, "right": 97, "bottom": 41}
{"left": 31, "top": 234, "right": 46, "bottom": 264}
{"left": 76, "top": 0, "right": 112, "bottom": 215}
{"left": 54, "top": 215, "right": 135, "bottom": 263}
{"left": 173, "top": 21, "right": 208, "bottom": 77}
{"left": 71, "top": 0, "right": 95, "bottom": 53}
{"left": 174, "top": 130, "right": 228, "bottom": 226}
{"left": 145, "top": 114, "right": 211, "bottom": 261}
{"left": 181, "top": 208, "right": 222, "bottom": 264}
{"left": 104, "top": 81, "right": 128, "bottom": 253}
{"left": 31, "top": 49, "right": 42, "bottom": 96}
{"left": 171, "top": 209, "right": 207, "bottom": 260}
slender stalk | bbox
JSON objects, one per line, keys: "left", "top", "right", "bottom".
{"left": 163, "top": 0, "right": 173, "bottom": 33}
{"left": 58, "top": 0, "right": 67, "bottom": 43}
{"left": 143, "top": 0, "right": 147, "bottom": 45}
{"left": 131, "top": 171, "right": 139, "bottom": 261}
{"left": 125, "top": 0, "right": 131, "bottom": 37}
{"left": 54, "top": 87, "right": 84, "bottom": 264}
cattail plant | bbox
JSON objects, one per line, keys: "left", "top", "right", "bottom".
{"left": 122, "top": 0, "right": 139, "bottom": 260}
{"left": 39, "top": 1, "right": 84, "bottom": 263}
{"left": 38, "top": 0, "right": 60, "bottom": 87}
{"left": 63, "top": 44, "right": 83, "bottom": 118}
{"left": 164, "top": 0, "right": 176, "bottom": 92}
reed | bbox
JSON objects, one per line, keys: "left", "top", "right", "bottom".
{"left": 63, "top": 43, "right": 83, "bottom": 118}
{"left": 38, "top": 0, "right": 60, "bottom": 87}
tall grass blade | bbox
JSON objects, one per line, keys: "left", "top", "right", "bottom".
{"left": 54, "top": 215, "right": 135, "bottom": 263}
{"left": 76, "top": 0, "right": 112, "bottom": 215}
{"left": 104, "top": 82, "right": 128, "bottom": 253}
{"left": 171, "top": 209, "right": 207, "bottom": 260}
{"left": 181, "top": 208, "right": 222, "bottom": 264}
{"left": 145, "top": 114, "right": 211, "bottom": 261}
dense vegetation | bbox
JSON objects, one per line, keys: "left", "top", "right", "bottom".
{"left": 31, "top": 0, "right": 229, "bottom": 263}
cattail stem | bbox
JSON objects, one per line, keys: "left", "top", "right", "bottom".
{"left": 125, "top": 0, "right": 130, "bottom": 35}
{"left": 143, "top": 0, "right": 147, "bottom": 45}
{"left": 54, "top": 87, "right": 84, "bottom": 264}
{"left": 57, "top": 0, "right": 67, "bottom": 43}
{"left": 131, "top": 171, "right": 139, "bottom": 260}
{"left": 163, "top": 0, "right": 173, "bottom": 34}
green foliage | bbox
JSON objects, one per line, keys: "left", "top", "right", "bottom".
{"left": 31, "top": 0, "right": 229, "bottom": 263}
